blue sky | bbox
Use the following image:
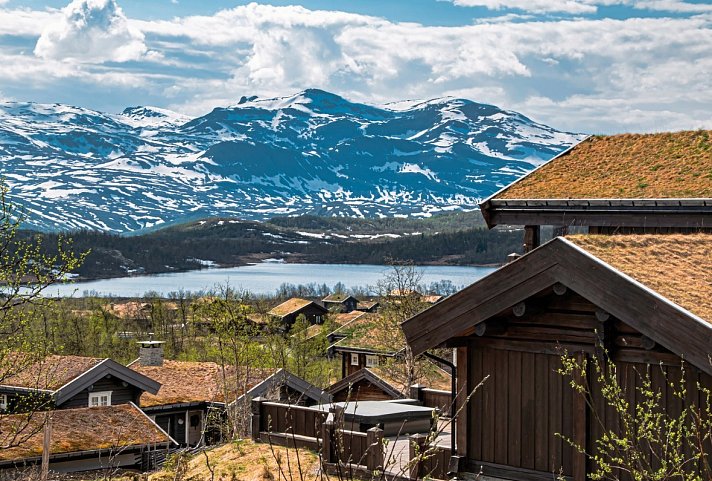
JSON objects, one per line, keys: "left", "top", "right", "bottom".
{"left": 0, "top": 0, "right": 711, "bottom": 133}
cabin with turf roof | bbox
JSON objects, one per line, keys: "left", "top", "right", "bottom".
{"left": 128, "top": 341, "right": 328, "bottom": 446}
{"left": 322, "top": 293, "right": 359, "bottom": 313}
{"left": 268, "top": 297, "right": 328, "bottom": 328}
{"left": 0, "top": 403, "right": 174, "bottom": 473}
{"left": 480, "top": 131, "right": 712, "bottom": 250}
{"left": 403, "top": 233, "right": 712, "bottom": 481}
{"left": 0, "top": 354, "right": 160, "bottom": 413}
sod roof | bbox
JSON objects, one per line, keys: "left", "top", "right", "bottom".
{"left": 129, "top": 360, "right": 275, "bottom": 407}
{"left": 0, "top": 404, "right": 170, "bottom": 462}
{"left": 567, "top": 234, "right": 711, "bottom": 322}
{"left": 494, "top": 131, "right": 712, "bottom": 199}
{"left": 2, "top": 355, "right": 103, "bottom": 391}
{"left": 268, "top": 298, "right": 321, "bottom": 317}
{"left": 323, "top": 294, "right": 357, "bottom": 303}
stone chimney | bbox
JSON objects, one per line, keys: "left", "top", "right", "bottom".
{"left": 138, "top": 340, "right": 165, "bottom": 366}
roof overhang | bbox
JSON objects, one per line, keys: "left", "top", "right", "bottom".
{"left": 55, "top": 359, "right": 161, "bottom": 405}
{"left": 326, "top": 368, "right": 403, "bottom": 400}
{"left": 401, "top": 236, "right": 712, "bottom": 375}
{"left": 479, "top": 198, "right": 712, "bottom": 229}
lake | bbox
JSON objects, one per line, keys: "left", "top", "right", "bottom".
{"left": 45, "top": 262, "right": 498, "bottom": 297}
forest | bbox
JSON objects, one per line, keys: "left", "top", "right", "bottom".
{"left": 25, "top": 211, "right": 523, "bottom": 280}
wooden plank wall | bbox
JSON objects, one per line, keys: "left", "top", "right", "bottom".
{"left": 465, "top": 289, "right": 712, "bottom": 481}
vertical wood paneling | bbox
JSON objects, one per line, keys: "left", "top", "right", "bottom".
{"left": 548, "top": 355, "right": 563, "bottom": 473}
{"left": 521, "top": 351, "right": 536, "bottom": 470}
{"left": 482, "top": 348, "right": 496, "bottom": 463}
{"left": 468, "top": 347, "right": 482, "bottom": 461}
{"left": 494, "top": 349, "right": 508, "bottom": 465}
{"left": 534, "top": 354, "right": 549, "bottom": 472}
{"left": 507, "top": 350, "right": 522, "bottom": 467}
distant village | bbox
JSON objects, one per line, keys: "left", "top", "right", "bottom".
{"left": 0, "top": 130, "right": 711, "bottom": 481}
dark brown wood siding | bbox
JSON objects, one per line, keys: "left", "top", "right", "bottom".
{"left": 463, "top": 288, "right": 712, "bottom": 481}
{"left": 332, "top": 379, "right": 395, "bottom": 402}
{"left": 59, "top": 377, "right": 142, "bottom": 409}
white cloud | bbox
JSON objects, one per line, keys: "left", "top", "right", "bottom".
{"left": 34, "top": 0, "right": 147, "bottom": 62}
{"left": 0, "top": 2, "right": 710, "bottom": 133}
{"left": 634, "top": 1, "right": 712, "bottom": 12}
{"left": 451, "top": 0, "right": 600, "bottom": 13}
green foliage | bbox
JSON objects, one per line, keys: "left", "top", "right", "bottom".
{"left": 559, "top": 353, "right": 712, "bottom": 481}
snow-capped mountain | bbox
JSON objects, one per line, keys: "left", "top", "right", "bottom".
{"left": 0, "top": 89, "right": 584, "bottom": 232}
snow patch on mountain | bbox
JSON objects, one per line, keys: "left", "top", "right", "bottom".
{"left": 0, "top": 89, "right": 584, "bottom": 233}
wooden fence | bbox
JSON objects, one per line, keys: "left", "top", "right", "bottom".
{"left": 251, "top": 397, "right": 453, "bottom": 480}
{"left": 410, "top": 385, "right": 453, "bottom": 417}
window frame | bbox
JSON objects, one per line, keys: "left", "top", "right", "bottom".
{"left": 89, "top": 391, "right": 112, "bottom": 407}
{"left": 0, "top": 393, "right": 7, "bottom": 411}
{"left": 365, "top": 355, "right": 379, "bottom": 368}
{"left": 350, "top": 353, "right": 359, "bottom": 366}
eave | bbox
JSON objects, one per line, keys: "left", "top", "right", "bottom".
{"left": 479, "top": 198, "right": 712, "bottom": 228}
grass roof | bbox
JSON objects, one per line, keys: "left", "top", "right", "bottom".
{"left": 129, "top": 360, "right": 275, "bottom": 407}
{"left": 323, "top": 293, "right": 356, "bottom": 302}
{"left": 268, "top": 298, "right": 315, "bottom": 317}
{"left": 332, "top": 314, "right": 403, "bottom": 354}
{"left": 495, "top": 131, "right": 712, "bottom": 199}
{"left": 568, "top": 234, "right": 711, "bottom": 322}
{"left": 0, "top": 404, "right": 169, "bottom": 462}
{"left": 304, "top": 311, "right": 365, "bottom": 340}
{"left": 372, "top": 360, "right": 452, "bottom": 392}
{"left": 2, "top": 355, "right": 103, "bottom": 391}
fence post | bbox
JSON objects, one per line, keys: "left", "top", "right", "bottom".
{"left": 409, "top": 433, "right": 428, "bottom": 480}
{"left": 366, "top": 426, "right": 383, "bottom": 472}
{"left": 251, "top": 397, "right": 264, "bottom": 442}
{"left": 410, "top": 384, "right": 424, "bottom": 403}
{"left": 321, "top": 414, "right": 335, "bottom": 464}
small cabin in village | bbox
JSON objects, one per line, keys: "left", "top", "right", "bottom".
{"left": 402, "top": 130, "right": 712, "bottom": 481}
{"left": 128, "top": 341, "right": 328, "bottom": 446}
{"left": 0, "top": 354, "right": 160, "bottom": 412}
{"left": 0, "top": 354, "right": 170, "bottom": 473}
{"left": 322, "top": 293, "right": 359, "bottom": 313}
{"left": 268, "top": 297, "right": 328, "bottom": 327}
{"left": 355, "top": 299, "right": 380, "bottom": 312}
{"left": 0, "top": 404, "right": 173, "bottom": 473}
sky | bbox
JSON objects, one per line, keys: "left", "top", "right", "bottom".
{"left": 0, "top": 0, "right": 711, "bottom": 134}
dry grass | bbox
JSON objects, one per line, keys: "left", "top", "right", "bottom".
{"left": 3, "top": 355, "right": 103, "bottom": 391}
{"left": 268, "top": 298, "right": 314, "bottom": 317}
{"left": 130, "top": 360, "right": 275, "bottom": 407}
{"left": 568, "top": 234, "right": 712, "bottom": 322}
{"left": 497, "top": 130, "right": 712, "bottom": 199}
{"left": 147, "top": 440, "right": 320, "bottom": 481}
{"left": 372, "top": 359, "right": 452, "bottom": 392}
{"left": 0, "top": 405, "right": 169, "bottom": 462}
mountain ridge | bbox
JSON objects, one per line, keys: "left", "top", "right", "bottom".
{"left": 0, "top": 89, "right": 585, "bottom": 233}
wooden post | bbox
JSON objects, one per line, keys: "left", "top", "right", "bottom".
{"left": 455, "top": 346, "right": 468, "bottom": 457}
{"left": 366, "top": 426, "right": 383, "bottom": 472}
{"left": 409, "top": 433, "right": 428, "bottom": 480}
{"left": 41, "top": 411, "right": 52, "bottom": 481}
{"left": 523, "top": 225, "right": 540, "bottom": 252}
{"left": 251, "top": 397, "right": 263, "bottom": 442}
{"left": 410, "top": 384, "right": 424, "bottom": 403}
{"left": 321, "top": 416, "right": 335, "bottom": 464}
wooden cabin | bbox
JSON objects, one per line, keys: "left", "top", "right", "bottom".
{"left": 0, "top": 354, "right": 160, "bottom": 413}
{"left": 322, "top": 293, "right": 359, "bottom": 313}
{"left": 328, "top": 368, "right": 404, "bottom": 402}
{"left": 268, "top": 298, "right": 328, "bottom": 328}
{"left": 479, "top": 131, "right": 712, "bottom": 250}
{"left": 128, "top": 342, "right": 328, "bottom": 446}
{"left": 402, "top": 233, "right": 712, "bottom": 481}
{"left": 0, "top": 404, "right": 173, "bottom": 473}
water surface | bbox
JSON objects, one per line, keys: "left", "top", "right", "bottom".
{"left": 45, "top": 262, "right": 498, "bottom": 297}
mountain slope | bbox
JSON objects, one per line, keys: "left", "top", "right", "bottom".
{"left": 0, "top": 89, "right": 584, "bottom": 232}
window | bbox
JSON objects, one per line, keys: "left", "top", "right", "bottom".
{"left": 350, "top": 353, "right": 359, "bottom": 366}
{"left": 365, "top": 355, "right": 379, "bottom": 367}
{"left": 89, "top": 391, "right": 112, "bottom": 407}
{"left": 0, "top": 394, "right": 7, "bottom": 411}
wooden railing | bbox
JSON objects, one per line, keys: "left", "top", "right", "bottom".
{"left": 409, "top": 434, "right": 453, "bottom": 480}
{"left": 410, "top": 385, "right": 453, "bottom": 417}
